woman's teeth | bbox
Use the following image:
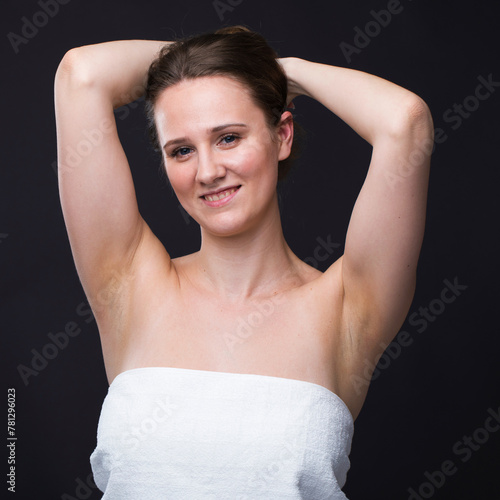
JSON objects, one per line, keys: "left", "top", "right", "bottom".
{"left": 204, "top": 187, "right": 237, "bottom": 202}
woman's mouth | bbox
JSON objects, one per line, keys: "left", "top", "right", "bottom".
{"left": 201, "top": 186, "right": 241, "bottom": 207}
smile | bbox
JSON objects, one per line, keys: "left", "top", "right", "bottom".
{"left": 201, "top": 186, "right": 241, "bottom": 207}
{"left": 204, "top": 187, "right": 238, "bottom": 201}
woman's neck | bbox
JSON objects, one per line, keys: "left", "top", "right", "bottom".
{"left": 194, "top": 205, "right": 298, "bottom": 303}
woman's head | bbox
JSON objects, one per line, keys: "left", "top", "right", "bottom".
{"left": 145, "top": 25, "right": 299, "bottom": 182}
{"left": 152, "top": 74, "right": 293, "bottom": 237}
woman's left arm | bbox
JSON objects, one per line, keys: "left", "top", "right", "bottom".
{"left": 280, "top": 57, "right": 434, "bottom": 349}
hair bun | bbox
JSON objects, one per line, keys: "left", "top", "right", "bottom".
{"left": 215, "top": 25, "right": 251, "bottom": 35}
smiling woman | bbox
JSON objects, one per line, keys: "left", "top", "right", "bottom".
{"left": 153, "top": 75, "right": 291, "bottom": 237}
{"left": 54, "top": 24, "right": 433, "bottom": 499}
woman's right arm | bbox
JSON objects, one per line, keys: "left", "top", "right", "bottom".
{"left": 54, "top": 40, "right": 169, "bottom": 315}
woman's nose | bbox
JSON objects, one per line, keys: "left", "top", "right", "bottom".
{"left": 195, "top": 150, "right": 226, "bottom": 185}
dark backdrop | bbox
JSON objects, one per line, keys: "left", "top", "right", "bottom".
{"left": 2, "top": 0, "right": 499, "bottom": 498}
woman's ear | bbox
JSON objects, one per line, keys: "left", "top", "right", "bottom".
{"left": 277, "top": 111, "right": 294, "bottom": 161}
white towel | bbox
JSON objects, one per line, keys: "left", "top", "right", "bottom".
{"left": 90, "top": 367, "right": 354, "bottom": 499}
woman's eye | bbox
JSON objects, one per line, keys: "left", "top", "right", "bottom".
{"left": 169, "top": 135, "right": 238, "bottom": 158}
{"left": 221, "top": 134, "right": 238, "bottom": 145}
{"left": 171, "top": 147, "right": 192, "bottom": 158}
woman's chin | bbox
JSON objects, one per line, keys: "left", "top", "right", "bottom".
{"left": 202, "top": 223, "right": 248, "bottom": 238}
{"left": 199, "top": 213, "right": 255, "bottom": 238}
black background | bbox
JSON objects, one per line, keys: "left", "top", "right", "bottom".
{"left": 2, "top": 0, "right": 499, "bottom": 498}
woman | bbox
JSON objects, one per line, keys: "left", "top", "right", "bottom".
{"left": 54, "top": 26, "right": 433, "bottom": 499}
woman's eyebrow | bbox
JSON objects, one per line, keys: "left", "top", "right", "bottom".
{"left": 163, "top": 123, "right": 248, "bottom": 150}
{"left": 211, "top": 123, "right": 248, "bottom": 133}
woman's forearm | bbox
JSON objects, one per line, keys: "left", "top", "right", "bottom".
{"left": 55, "top": 40, "right": 170, "bottom": 108}
{"left": 282, "top": 57, "right": 432, "bottom": 144}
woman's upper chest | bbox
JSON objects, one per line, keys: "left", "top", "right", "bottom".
{"left": 126, "top": 272, "right": 342, "bottom": 361}
{"left": 101, "top": 255, "right": 351, "bottom": 395}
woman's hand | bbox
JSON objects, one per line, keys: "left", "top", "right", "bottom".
{"left": 278, "top": 57, "right": 309, "bottom": 107}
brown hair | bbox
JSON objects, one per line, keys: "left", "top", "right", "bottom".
{"left": 144, "top": 25, "right": 301, "bottom": 181}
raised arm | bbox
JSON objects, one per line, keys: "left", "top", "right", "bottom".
{"left": 280, "top": 57, "right": 434, "bottom": 349}
{"left": 54, "top": 40, "right": 169, "bottom": 316}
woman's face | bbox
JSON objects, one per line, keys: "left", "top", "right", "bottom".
{"left": 154, "top": 76, "right": 293, "bottom": 237}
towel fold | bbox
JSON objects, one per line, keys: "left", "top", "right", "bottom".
{"left": 90, "top": 366, "right": 354, "bottom": 499}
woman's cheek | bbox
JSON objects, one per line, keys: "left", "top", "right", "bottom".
{"left": 235, "top": 144, "right": 267, "bottom": 176}
{"left": 168, "top": 164, "right": 193, "bottom": 192}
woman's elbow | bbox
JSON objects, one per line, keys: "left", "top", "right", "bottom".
{"left": 55, "top": 47, "right": 95, "bottom": 88}
{"left": 395, "top": 94, "right": 434, "bottom": 140}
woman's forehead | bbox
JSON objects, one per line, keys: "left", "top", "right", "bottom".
{"left": 157, "top": 75, "right": 252, "bottom": 106}
{"left": 154, "top": 77, "right": 266, "bottom": 140}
